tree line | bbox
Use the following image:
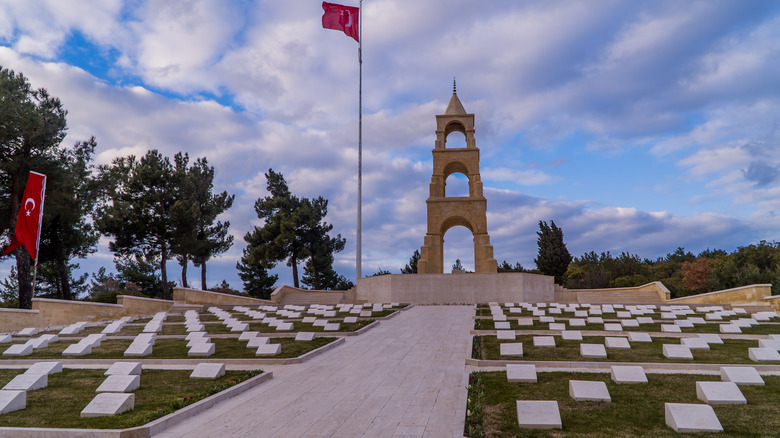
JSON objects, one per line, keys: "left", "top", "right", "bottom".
{"left": 1, "top": 67, "right": 346, "bottom": 307}
{"left": 389, "top": 221, "right": 779, "bottom": 299}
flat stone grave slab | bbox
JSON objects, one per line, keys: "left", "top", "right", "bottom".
{"left": 188, "top": 343, "right": 215, "bottom": 357}
{"left": 495, "top": 321, "right": 511, "bottom": 330}
{"left": 187, "top": 337, "right": 211, "bottom": 348}
{"left": 27, "top": 337, "right": 50, "bottom": 349}
{"left": 343, "top": 316, "right": 358, "bottom": 323}
{"left": 749, "top": 347, "right": 780, "bottom": 362}
{"left": 663, "top": 344, "right": 694, "bottom": 360}
{"left": 124, "top": 342, "right": 153, "bottom": 357}
{"left": 587, "top": 317, "right": 604, "bottom": 324}
{"left": 561, "top": 330, "right": 582, "bottom": 341}
{"left": 0, "top": 390, "right": 25, "bottom": 414}
{"left": 758, "top": 339, "right": 780, "bottom": 349}
{"left": 3, "top": 344, "right": 33, "bottom": 357}
{"left": 256, "top": 344, "right": 281, "bottom": 356}
{"left": 580, "top": 343, "right": 607, "bottom": 359}
{"left": 323, "top": 323, "right": 341, "bottom": 331}
{"left": 636, "top": 317, "right": 654, "bottom": 324}
{"left": 359, "top": 310, "right": 372, "bottom": 317}
{"left": 603, "top": 323, "right": 622, "bottom": 331}
{"left": 105, "top": 362, "right": 142, "bottom": 376}
{"left": 493, "top": 314, "right": 507, "bottom": 322}
{"left": 191, "top": 363, "right": 226, "bottom": 379}
{"left": 185, "top": 332, "right": 207, "bottom": 341}
{"left": 63, "top": 341, "right": 93, "bottom": 356}
{"left": 674, "top": 320, "right": 694, "bottom": 328}
{"left": 696, "top": 381, "right": 746, "bottom": 405}
{"left": 665, "top": 403, "right": 723, "bottom": 433}
{"left": 0, "top": 335, "right": 10, "bottom": 343}
{"left": 681, "top": 337, "right": 710, "bottom": 350}
{"left": 274, "top": 322, "right": 293, "bottom": 331}
{"left": 312, "top": 320, "right": 327, "bottom": 327}
{"left": 698, "top": 334, "right": 724, "bottom": 345}
{"left": 516, "top": 400, "right": 561, "bottom": 430}
{"left": 500, "top": 343, "right": 523, "bottom": 357}
{"left": 17, "top": 328, "right": 38, "bottom": 336}
{"left": 721, "top": 367, "right": 764, "bottom": 386}
{"left": 605, "top": 337, "right": 631, "bottom": 349}
{"left": 81, "top": 393, "right": 135, "bottom": 418}
{"left": 621, "top": 320, "right": 639, "bottom": 327}
{"left": 516, "top": 318, "right": 534, "bottom": 326}
{"left": 569, "top": 380, "right": 610, "bottom": 402}
{"left": 496, "top": 330, "right": 516, "bottom": 340}
{"left": 549, "top": 323, "right": 566, "bottom": 331}
{"left": 539, "top": 316, "right": 555, "bottom": 323}
{"left": 616, "top": 311, "right": 631, "bottom": 318}
{"left": 96, "top": 375, "right": 140, "bottom": 393}
{"left": 3, "top": 373, "right": 47, "bottom": 391}
{"left": 239, "top": 331, "right": 259, "bottom": 341}
{"left": 661, "top": 324, "right": 682, "bottom": 333}
{"left": 568, "top": 318, "right": 586, "bottom": 327}
{"left": 720, "top": 324, "right": 742, "bottom": 334}
{"left": 506, "top": 364, "right": 537, "bottom": 383}
{"left": 102, "top": 321, "right": 124, "bottom": 334}
{"left": 533, "top": 336, "right": 556, "bottom": 348}
{"left": 302, "top": 317, "right": 317, "bottom": 324}
{"left": 247, "top": 337, "right": 270, "bottom": 348}
{"left": 611, "top": 365, "right": 647, "bottom": 384}
{"left": 84, "top": 333, "right": 106, "bottom": 347}
{"left": 27, "top": 361, "right": 62, "bottom": 375}
{"left": 628, "top": 332, "right": 652, "bottom": 343}
{"left": 295, "top": 332, "right": 316, "bottom": 341}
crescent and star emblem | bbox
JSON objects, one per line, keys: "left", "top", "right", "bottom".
{"left": 24, "top": 198, "right": 35, "bottom": 216}
{"left": 342, "top": 10, "right": 352, "bottom": 28}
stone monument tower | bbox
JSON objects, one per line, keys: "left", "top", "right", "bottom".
{"left": 417, "top": 83, "right": 498, "bottom": 274}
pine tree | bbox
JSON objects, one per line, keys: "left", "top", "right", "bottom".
{"left": 401, "top": 250, "right": 420, "bottom": 274}
{"left": 96, "top": 150, "right": 184, "bottom": 300}
{"left": 0, "top": 67, "right": 68, "bottom": 308}
{"left": 534, "top": 220, "right": 572, "bottom": 285}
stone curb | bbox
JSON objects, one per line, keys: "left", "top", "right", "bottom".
{"left": 470, "top": 329, "right": 770, "bottom": 340}
{"left": 0, "top": 371, "right": 274, "bottom": 438}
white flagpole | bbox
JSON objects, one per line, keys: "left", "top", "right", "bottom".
{"left": 356, "top": 0, "right": 363, "bottom": 283}
{"left": 31, "top": 171, "right": 46, "bottom": 295}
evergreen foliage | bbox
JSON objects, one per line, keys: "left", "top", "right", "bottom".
{"left": 96, "top": 150, "right": 184, "bottom": 300}
{"left": 565, "top": 242, "right": 780, "bottom": 297}
{"left": 534, "top": 220, "right": 572, "bottom": 285}
{"left": 0, "top": 67, "right": 95, "bottom": 308}
{"left": 401, "top": 250, "right": 420, "bottom": 274}
{"left": 238, "top": 169, "right": 345, "bottom": 295}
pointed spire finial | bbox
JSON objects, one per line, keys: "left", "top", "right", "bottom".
{"left": 453, "top": 77, "right": 457, "bottom": 94}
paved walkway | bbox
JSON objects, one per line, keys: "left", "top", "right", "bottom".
{"left": 154, "top": 305, "right": 474, "bottom": 438}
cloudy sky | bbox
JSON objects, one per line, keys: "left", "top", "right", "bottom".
{"left": 1, "top": 0, "right": 779, "bottom": 290}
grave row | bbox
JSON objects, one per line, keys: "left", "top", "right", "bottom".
{"left": 509, "top": 364, "right": 766, "bottom": 432}
{"left": 496, "top": 331, "right": 780, "bottom": 362}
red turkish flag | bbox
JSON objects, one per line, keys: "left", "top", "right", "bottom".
{"left": 322, "top": 2, "right": 359, "bottom": 42}
{"left": 3, "top": 171, "right": 46, "bottom": 263}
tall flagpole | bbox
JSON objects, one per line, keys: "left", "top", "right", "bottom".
{"left": 31, "top": 173, "right": 46, "bottom": 296}
{"left": 356, "top": 0, "right": 363, "bottom": 283}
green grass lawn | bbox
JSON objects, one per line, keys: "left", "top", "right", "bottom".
{"left": 474, "top": 335, "right": 777, "bottom": 364}
{"left": 467, "top": 371, "right": 780, "bottom": 437}
{"left": 0, "top": 368, "right": 260, "bottom": 429}
{"left": 0, "top": 337, "right": 338, "bottom": 360}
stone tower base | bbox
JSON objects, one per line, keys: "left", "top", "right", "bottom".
{"left": 356, "top": 273, "right": 555, "bottom": 305}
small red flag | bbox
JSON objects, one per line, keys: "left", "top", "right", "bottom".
{"left": 322, "top": 2, "right": 359, "bottom": 42}
{"left": 3, "top": 171, "right": 46, "bottom": 262}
